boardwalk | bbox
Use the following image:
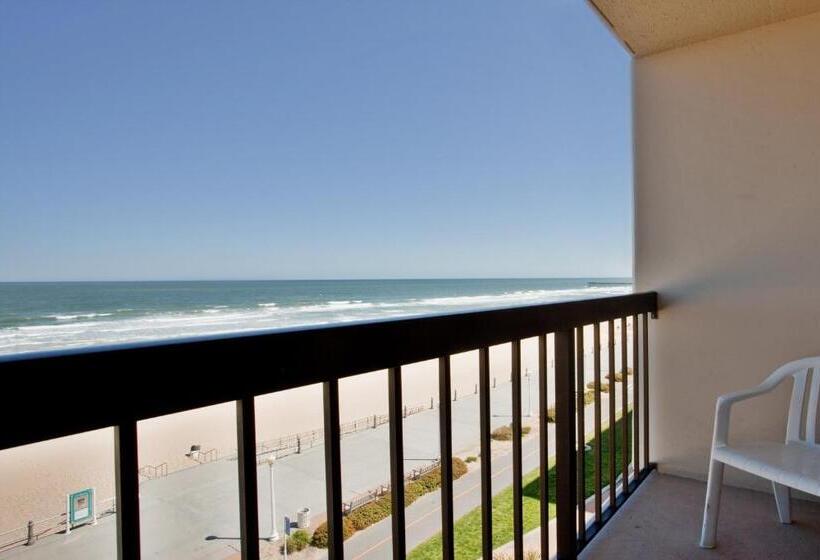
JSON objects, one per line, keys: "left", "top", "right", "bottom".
{"left": 1, "top": 376, "right": 628, "bottom": 560}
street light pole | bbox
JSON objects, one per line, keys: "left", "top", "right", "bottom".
{"left": 526, "top": 368, "right": 532, "bottom": 417}
{"left": 268, "top": 455, "right": 280, "bottom": 542}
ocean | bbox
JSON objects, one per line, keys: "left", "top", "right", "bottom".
{"left": 0, "top": 278, "right": 630, "bottom": 356}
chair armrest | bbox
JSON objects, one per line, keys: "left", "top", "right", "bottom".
{"left": 712, "top": 381, "right": 783, "bottom": 447}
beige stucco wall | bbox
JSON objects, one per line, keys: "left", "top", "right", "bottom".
{"left": 634, "top": 11, "right": 820, "bottom": 491}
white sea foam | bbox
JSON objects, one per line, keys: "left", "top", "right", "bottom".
{"left": 0, "top": 286, "right": 630, "bottom": 356}
{"left": 47, "top": 312, "right": 113, "bottom": 321}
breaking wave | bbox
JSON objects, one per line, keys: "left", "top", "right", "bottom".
{"left": 0, "top": 285, "right": 629, "bottom": 356}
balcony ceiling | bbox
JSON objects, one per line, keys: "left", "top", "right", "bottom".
{"left": 589, "top": 0, "right": 820, "bottom": 56}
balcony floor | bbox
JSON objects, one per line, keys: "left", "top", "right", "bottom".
{"left": 580, "top": 471, "right": 820, "bottom": 559}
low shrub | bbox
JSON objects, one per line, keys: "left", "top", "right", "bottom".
{"left": 605, "top": 372, "right": 624, "bottom": 382}
{"left": 310, "top": 523, "right": 327, "bottom": 548}
{"left": 549, "top": 391, "right": 596, "bottom": 423}
{"left": 285, "top": 529, "right": 310, "bottom": 553}
{"left": 340, "top": 458, "right": 469, "bottom": 536}
{"left": 310, "top": 517, "right": 355, "bottom": 548}
{"left": 586, "top": 381, "right": 609, "bottom": 393}
{"left": 404, "top": 480, "right": 425, "bottom": 505}
{"left": 452, "top": 456, "right": 468, "bottom": 478}
{"left": 551, "top": 390, "right": 599, "bottom": 420}
{"left": 347, "top": 495, "right": 392, "bottom": 530}
{"left": 491, "top": 424, "right": 531, "bottom": 440}
{"left": 491, "top": 425, "right": 512, "bottom": 441}
{"left": 416, "top": 470, "right": 440, "bottom": 492}
{"left": 465, "top": 455, "right": 477, "bottom": 463}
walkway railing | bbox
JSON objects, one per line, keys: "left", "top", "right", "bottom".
{"left": 253, "top": 402, "right": 432, "bottom": 463}
{"left": 0, "top": 497, "right": 117, "bottom": 552}
{"left": 0, "top": 291, "right": 657, "bottom": 560}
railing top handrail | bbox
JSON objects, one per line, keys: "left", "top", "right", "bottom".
{"left": 0, "top": 291, "right": 656, "bottom": 452}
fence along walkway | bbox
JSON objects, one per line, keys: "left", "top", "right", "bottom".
{"left": 253, "top": 402, "right": 431, "bottom": 463}
{"left": 0, "top": 498, "right": 116, "bottom": 553}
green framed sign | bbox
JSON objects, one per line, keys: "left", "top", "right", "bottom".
{"left": 67, "top": 488, "right": 96, "bottom": 531}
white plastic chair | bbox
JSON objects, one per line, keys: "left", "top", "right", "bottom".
{"left": 700, "top": 357, "right": 820, "bottom": 548}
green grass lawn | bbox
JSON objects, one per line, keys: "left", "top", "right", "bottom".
{"left": 408, "top": 412, "right": 633, "bottom": 560}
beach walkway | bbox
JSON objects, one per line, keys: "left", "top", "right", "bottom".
{"left": 0, "top": 377, "right": 628, "bottom": 560}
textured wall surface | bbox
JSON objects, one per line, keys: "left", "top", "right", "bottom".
{"left": 634, "top": 12, "right": 820, "bottom": 490}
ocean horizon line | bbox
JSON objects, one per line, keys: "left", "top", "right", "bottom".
{"left": 0, "top": 275, "right": 632, "bottom": 284}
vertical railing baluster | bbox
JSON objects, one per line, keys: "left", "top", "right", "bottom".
{"left": 479, "top": 347, "right": 493, "bottom": 560}
{"left": 323, "top": 381, "right": 344, "bottom": 559}
{"left": 555, "top": 329, "right": 577, "bottom": 559}
{"left": 439, "top": 356, "right": 455, "bottom": 559}
{"left": 538, "top": 334, "right": 550, "bottom": 558}
{"left": 115, "top": 420, "right": 141, "bottom": 560}
{"left": 620, "top": 317, "right": 629, "bottom": 495}
{"left": 642, "top": 313, "right": 650, "bottom": 471}
{"left": 632, "top": 315, "right": 640, "bottom": 479}
{"left": 511, "top": 340, "right": 523, "bottom": 560}
{"left": 388, "top": 367, "right": 406, "bottom": 559}
{"left": 593, "top": 323, "right": 602, "bottom": 523}
{"left": 607, "top": 319, "right": 616, "bottom": 511}
{"left": 575, "top": 326, "right": 586, "bottom": 542}
{"left": 236, "top": 397, "right": 260, "bottom": 560}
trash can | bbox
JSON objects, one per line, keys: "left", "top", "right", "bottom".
{"left": 297, "top": 507, "right": 311, "bottom": 529}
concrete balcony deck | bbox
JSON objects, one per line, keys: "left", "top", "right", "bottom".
{"left": 580, "top": 471, "right": 820, "bottom": 559}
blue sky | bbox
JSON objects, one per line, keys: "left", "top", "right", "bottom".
{"left": 0, "top": 1, "right": 632, "bottom": 281}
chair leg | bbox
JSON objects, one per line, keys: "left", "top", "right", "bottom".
{"left": 700, "top": 459, "right": 725, "bottom": 548}
{"left": 772, "top": 482, "right": 791, "bottom": 524}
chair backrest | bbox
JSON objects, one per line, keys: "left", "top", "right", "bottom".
{"left": 762, "top": 357, "right": 820, "bottom": 446}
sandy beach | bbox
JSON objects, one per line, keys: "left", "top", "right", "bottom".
{"left": 0, "top": 322, "right": 634, "bottom": 534}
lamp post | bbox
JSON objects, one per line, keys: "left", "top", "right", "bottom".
{"left": 267, "top": 455, "right": 280, "bottom": 542}
{"left": 525, "top": 368, "right": 532, "bottom": 417}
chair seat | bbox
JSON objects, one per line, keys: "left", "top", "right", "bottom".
{"left": 713, "top": 441, "right": 820, "bottom": 496}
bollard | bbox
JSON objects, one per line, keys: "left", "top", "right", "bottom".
{"left": 373, "top": 414, "right": 377, "bottom": 429}
{"left": 453, "top": 389, "right": 457, "bottom": 401}
{"left": 403, "top": 404, "right": 407, "bottom": 418}
{"left": 430, "top": 396, "right": 434, "bottom": 409}
{"left": 493, "top": 377, "right": 497, "bottom": 388}
{"left": 475, "top": 383, "right": 478, "bottom": 394}
{"left": 296, "top": 435, "right": 301, "bottom": 454}
{"left": 26, "top": 520, "right": 34, "bottom": 546}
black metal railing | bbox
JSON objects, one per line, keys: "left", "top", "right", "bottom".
{"left": 0, "top": 291, "right": 657, "bottom": 560}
